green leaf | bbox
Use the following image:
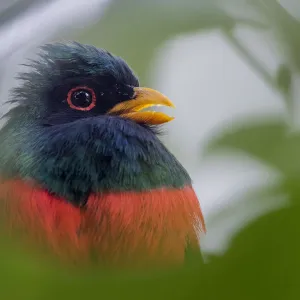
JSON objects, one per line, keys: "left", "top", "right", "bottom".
{"left": 203, "top": 205, "right": 300, "bottom": 299}
{"left": 204, "top": 117, "right": 300, "bottom": 179}
{"left": 204, "top": 118, "right": 286, "bottom": 164}
{"left": 276, "top": 64, "right": 292, "bottom": 95}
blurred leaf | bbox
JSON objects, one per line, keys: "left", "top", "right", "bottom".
{"left": 276, "top": 64, "right": 292, "bottom": 95}
{"left": 0, "top": 236, "right": 205, "bottom": 300}
{"left": 203, "top": 205, "right": 300, "bottom": 299}
{"left": 276, "top": 64, "right": 293, "bottom": 118}
{"left": 205, "top": 117, "right": 300, "bottom": 180}
{"left": 204, "top": 118, "right": 286, "bottom": 167}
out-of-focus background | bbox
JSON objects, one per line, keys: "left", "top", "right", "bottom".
{"left": 1, "top": 0, "right": 300, "bottom": 299}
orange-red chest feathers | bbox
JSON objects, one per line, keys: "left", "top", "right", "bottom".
{"left": 0, "top": 179, "right": 205, "bottom": 267}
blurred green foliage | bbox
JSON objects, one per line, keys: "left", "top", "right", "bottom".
{"left": 78, "top": 0, "right": 264, "bottom": 84}
{"left": 2, "top": 0, "right": 300, "bottom": 299}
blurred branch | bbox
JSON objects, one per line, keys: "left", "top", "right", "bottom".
{"left": 223, "top": 29, "right": 275, "bottom": 87}
{"left": 222, "top": 28, "right": 294, "bottom": 124}
{"left": 248, "top": 0, "right": 300, "bottom": 71}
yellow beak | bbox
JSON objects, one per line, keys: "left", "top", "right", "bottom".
{"left": 107, "top": 87, "right": 175, "bottom": 125}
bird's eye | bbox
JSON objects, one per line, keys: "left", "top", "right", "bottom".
{"left": 67, "top": 86, "right": 96, "bottom": 111}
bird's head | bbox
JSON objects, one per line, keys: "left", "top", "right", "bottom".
{"left": 12, "top": 42, "right": 175, "bottom": 127}
{"left": 2, "top": 42, "right": 190, "bottom": 206}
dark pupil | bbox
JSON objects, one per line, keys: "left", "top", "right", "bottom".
{"left": 72, "top": 90, "right": 92, "bottom": 107}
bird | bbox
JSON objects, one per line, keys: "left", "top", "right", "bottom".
{"left": 0, "top": 42, "right": 205, "bottom": 268}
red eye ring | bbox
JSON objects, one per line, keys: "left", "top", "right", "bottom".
{"left": 67, "top": 86, "right": 96, "bottom": 111}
